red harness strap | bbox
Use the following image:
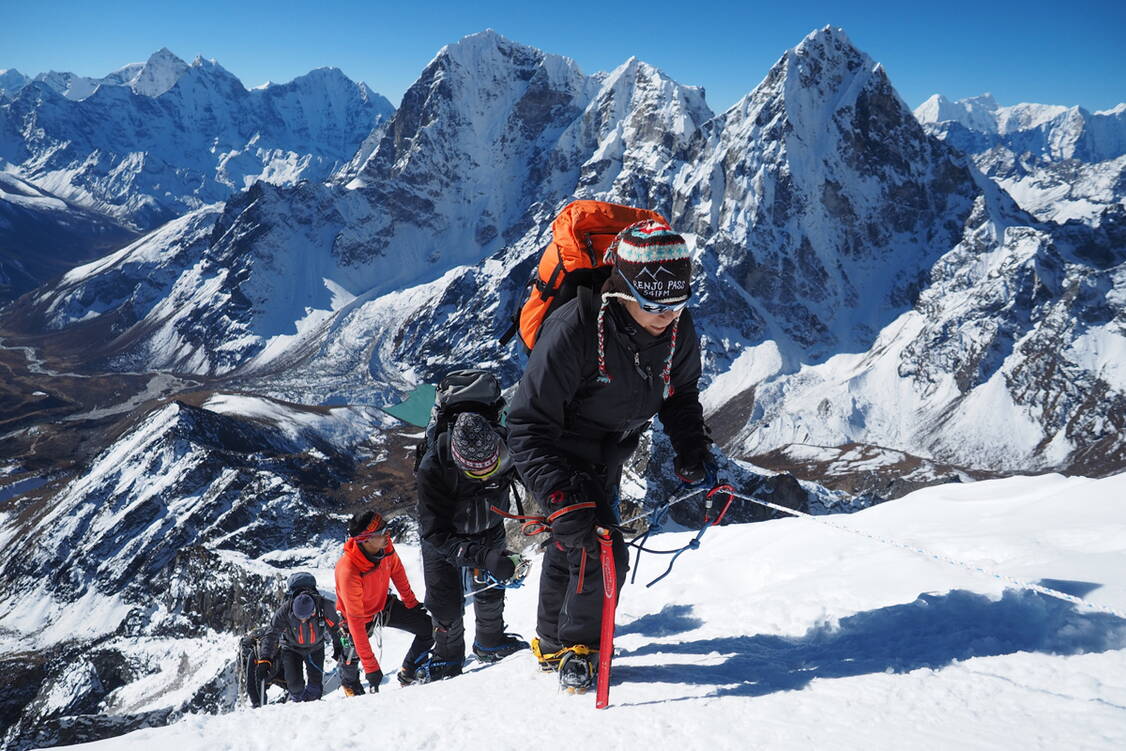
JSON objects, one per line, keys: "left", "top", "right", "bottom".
{"left": 490, "top": 502, "right": 597, "bottom": 537}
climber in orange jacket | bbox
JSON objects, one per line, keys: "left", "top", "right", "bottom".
{"left": 334, "top": 511, "right": 434, "bottom": 695}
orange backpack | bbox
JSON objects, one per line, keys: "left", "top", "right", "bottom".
{"left": 502, "top": 200, "right": 668, "bottom": 351}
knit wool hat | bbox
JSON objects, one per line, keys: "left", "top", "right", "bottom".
{"left": 292, "top": 593, "right": 316, "bottom": 621}
{"left": 609, "top": 220, "right": 692, "bottom": 305}
{"left": 450, "top": 412, "right": 502, "bottom": 474}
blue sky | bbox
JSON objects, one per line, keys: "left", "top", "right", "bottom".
{"left": 3, "top": 0, "right": 1123, "bottom": 113}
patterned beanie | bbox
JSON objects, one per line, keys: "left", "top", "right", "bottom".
{"left": 450, "top": 412, "right": 501, "bottom": 474}
{"left": 595, "top": 220, "right": 690, "bottom": 396}
{"left": 292, "top": 593, "right": 316, "bottom": 621}
{"left": 609, "top": 220, "right": 692, "bottom": 304}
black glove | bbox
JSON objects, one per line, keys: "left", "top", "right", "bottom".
{"left": 483, "top": 549, "right": 518, "bottom": 581}
{"left": 366, "top": 669, "right": 383, "bottom": 692}
{"left": 546, "top": 490, "right": 596, "bottom": 551}
{"left": 255, "top": 660, "right": 272, "bottom": 683}
{"left": 331, "top": 637, "right": 343, "bottom": 662}
{"left": 455, "top": 540, "right": 486, "bottom": 569}
{"left": 675, "top": 450, "right": 718, "bottom": 488}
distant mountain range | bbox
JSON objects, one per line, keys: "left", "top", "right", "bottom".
{"left": 0, "top": 48, "right": 393, "bottom": 231}
{"left": 915, "top": 93, "right": 1126, "bottom": 224}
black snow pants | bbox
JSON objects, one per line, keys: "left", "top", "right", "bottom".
{"left": 535, "top": 459, "right": 631, "bottom": 650}
{"left": 536, "top": 528, "right": 629, "bottom": 649}
{"left": 339, "top": 595, "right": 433, "bottom": 687}
{"left": 422, "top": 525, "right": 508, "bottom": 662}
{"left": 280, "top": 646, "right": 325, "bottom": 701}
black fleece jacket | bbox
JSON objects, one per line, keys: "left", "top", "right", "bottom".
{"left": 416, "top": 430, "right": 515, "bottom": 567}
{"left": 507, "top": 290, "right": 709, "bottom": 506}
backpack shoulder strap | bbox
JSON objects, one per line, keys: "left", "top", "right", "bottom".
{"left": 505, "top": 471, "right": 526, "bottom": 517}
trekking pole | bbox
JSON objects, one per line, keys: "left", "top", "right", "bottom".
{"left": 594, "top": 526, "right": 616, "bottom": 710}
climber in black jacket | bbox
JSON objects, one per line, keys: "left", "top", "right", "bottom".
{"left": 507, "top": 219, "right": 714, "bottom": 691}
{"left": 415, "top": 411, "right": 529, "bottom": 681}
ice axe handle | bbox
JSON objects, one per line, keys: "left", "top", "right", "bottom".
{"left": 595, "top": 526, "right": 616, "bottom": 709}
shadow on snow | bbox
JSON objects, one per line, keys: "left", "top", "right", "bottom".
{"left": 613, "top": 587, "right": 1126, "bottom": 702}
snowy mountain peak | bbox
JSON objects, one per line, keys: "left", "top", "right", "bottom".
{"left": 755, "top": 24, "right": 898, "bottom": 150}
{"left": 284, "top": 66, "right": 357, "bottom": 93}
{"left": 131, "top": 47, "right": 190, "bottom": 97}
{"left": 792, "top": 25, "right": 861, "bottom": 64}
{"left": 0, "top": 68, "right": 30, "bottom": 96}
{"left": 31, "top": 70, "right": 103, "bottom": 100}
{"left": 436, "top": 28, "right": 552, "bottom": 74}
{"left": 915, "top": 92, "right": 1001, "bottom": 132}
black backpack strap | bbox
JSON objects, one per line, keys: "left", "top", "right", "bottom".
{"left": 508, "top": 475, "right": 526, "bottom": 517}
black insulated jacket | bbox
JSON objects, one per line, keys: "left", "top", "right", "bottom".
{"left": 507, "top": 290, "right": 710, "bottom": 507}
{"left": 416, "top": 430, "right": 516, "bottom": 568}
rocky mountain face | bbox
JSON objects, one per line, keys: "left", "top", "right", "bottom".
{"left": 17, "top": 28, "right": 1120, "bottom": 478}
{"left": 1, "top": 25, "right": 1124, "bottom": 747}
{"left": 0, "top": 387, "right": 418, "bottom": 749}
{"left": 915, "top": 93, "right": 1126, "bottom": 225}
{"left": 0, "top": 49, "right": 394, "bottom": 231}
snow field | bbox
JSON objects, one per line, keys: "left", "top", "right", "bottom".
{"left": 63, "top": 472, "right": 1126, "bottom": 750}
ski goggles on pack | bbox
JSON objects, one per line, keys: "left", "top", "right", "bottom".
{"left": 615, "top": 269, "right": 690, "bottom": 314}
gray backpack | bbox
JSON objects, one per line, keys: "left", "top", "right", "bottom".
{"left": 413, "top": 369, "right": 505, "bottom": 471}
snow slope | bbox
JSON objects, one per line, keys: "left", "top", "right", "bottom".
{"left": 65, "top": 472, "right": 1126, "bottom": 750}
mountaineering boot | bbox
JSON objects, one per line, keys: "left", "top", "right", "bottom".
{"left": 415, "top": 658, "right": 463, "bottom": 684}
{"left": 341, "top": 680, "right": 365, "bottom": 697}
{"left": 531, "top": 637, "right": 565, "bottom": 672}
{"left": 558, "top": 649, "right": 597, "bottom": 694}
{"left": 397, "top": 652, "right": 431, "bottom": 686}
{"left": 472, "top": 633, "right": 529, "bottom": 663}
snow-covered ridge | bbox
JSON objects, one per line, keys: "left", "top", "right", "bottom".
{"left": 1, "top": 171, "right": 137, "bottom": 300}
{"left": 0, "top": 48, "right": 395, "bottom": 230}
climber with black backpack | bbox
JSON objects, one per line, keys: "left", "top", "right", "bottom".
{"left": 413, "top": 369, "right": 530, "bottom": 682}
{"left": 506, "top": 203, "right": 716, "bottom": 694}
{"left": 239, "top": 626, "right": 288, "bottom": 707}
{"left": 256, "top": 572, "right": 343, "bottom": 702}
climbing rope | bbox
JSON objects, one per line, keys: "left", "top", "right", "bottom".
{"left": 620, "top": 484, "right": 1126, "bottom": 619}
{"left": 722, "top": 488, "right": 1126, "bottom": 620}
{"left": 626, "top": 485, "right": 735, "bottom": 587}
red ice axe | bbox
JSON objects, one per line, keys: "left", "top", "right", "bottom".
{"left": 595, "top": 526, "right": 616, "bottom": 709}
